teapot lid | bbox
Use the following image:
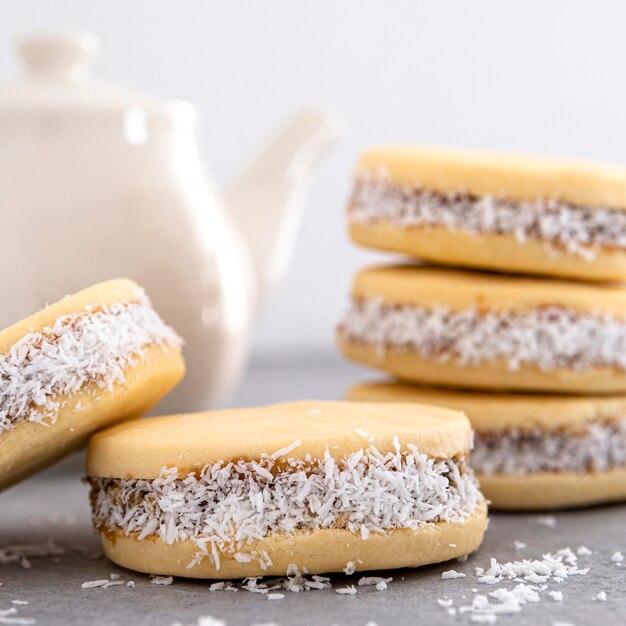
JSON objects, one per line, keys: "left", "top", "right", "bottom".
{"left": 0, "top": 32, "right": 192, "bottom": 123}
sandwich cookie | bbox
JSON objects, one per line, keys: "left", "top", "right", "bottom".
{"left": 0, "top": 280, "right": 184, "bottom": 491}
{"left": 86, "top": 401, "right": 487, "bottom": 579}
{"left": 348, "top": 146, "right": 626, "bottom": 281}
{"left": 348, "top": 381, "right": 626, "bottom": 510}
{"left": 338, "top": 265, "right": 626, "bottom": 393}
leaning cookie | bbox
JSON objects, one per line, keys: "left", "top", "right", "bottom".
{"left": 338, "top": 265, "right": 626, "bottom": 393}
{"left": 86, "top": 401, "right": 487, "bottom": 579}
{"left": 347, "top": 381, "right": 626, "bottom": 510}
{"left": 0, "top": 279, "right": 184, "bottom": 491}
{"left": 348, "top": 146, "right": 626, "bottom": 281}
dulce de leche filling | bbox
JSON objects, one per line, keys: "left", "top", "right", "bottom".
{"left": 473, "top": 419, "right": 626, "bottom": 476}
{"left": 349, "top": 175, "right": 626, "bottom": 259}
{"left": 88, "top": 443, "right": 481, "bottom": 570}
{"left": 0, "top": 294, "right": 182, "bottom": 435}
{"left": 339, "top": 298, "right": 626, "bottom": 373}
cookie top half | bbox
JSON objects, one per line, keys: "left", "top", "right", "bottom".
{"left": 0, "top": 279, "right": 143, "bottom": 352}
{"left": 352, "top": 265, "right": 626, "bottom": 317}
{"left": 87, "top": 400, "right": 471, "bottom": 478}
{"left": 348, "top": 381, "right": 626, "bottom": 433}
{"left": 358, "top": 146, "right": 626, "bottom": 209}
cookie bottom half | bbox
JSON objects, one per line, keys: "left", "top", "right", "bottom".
{"left": 0, "top": 345, "right": 185, "bottom": 491}
{"left": 338, "top": 338, "right": 626, "bottom": 394}
{"left": 349, "top": 222, "right": 626, "bottom": 283}
{"left": 100, "top": 502, "right": 487, "bottom": 579}
{"left": 480, "top": 469, "right": 626, "bottom": 510}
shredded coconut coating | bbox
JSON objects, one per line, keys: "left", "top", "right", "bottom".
{"left": 349, "top": 175, "right": 626, "bottom": 260}
{"left": 473, "top": 419, "right": 626, "bottom": 475}
{"left": 339, "top": 298, "right": 626, "bottom": 372}
{"left": 88, "top": 443, "right": 481, "bottom": 569}
{"left": 0, "top": 294, "right": 182, "bottom": 434}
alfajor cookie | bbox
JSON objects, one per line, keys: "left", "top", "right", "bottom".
{"left": 0, "top": 279, "right": 184, "bottom": 491}
{"left": 348, "top": 381, "right": 626, "bottom": 510}
{"left": 338, "top": 265, "right": 626, "bottom": 393}
{"left": 86, "top": 401, "right": 487, "bottom": 579}
{"left": 348, "top": 146, "right": 626, "bottom": 281}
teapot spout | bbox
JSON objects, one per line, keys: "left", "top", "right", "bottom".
{"left": 224, "top": 108, "right": 339, "bottom": 309}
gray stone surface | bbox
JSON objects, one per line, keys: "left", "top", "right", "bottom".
{"left": 1, "top": 355, "right": 625, "bottom": 625}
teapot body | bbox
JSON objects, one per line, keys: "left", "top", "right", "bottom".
{"left": 0, "top": 112, "right": 255, "bottom": 411}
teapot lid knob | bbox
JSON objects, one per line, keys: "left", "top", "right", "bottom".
{"left": 18, "top": 31, "right": 98, "bottom": 82}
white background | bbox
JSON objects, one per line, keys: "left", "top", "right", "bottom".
{"left": 2, "top": 1, "right": 625, "bottom": 357}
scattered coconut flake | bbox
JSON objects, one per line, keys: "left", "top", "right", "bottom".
{"left": 0, "top": 605, "right": 36, "bottom": 625}
{"left": 358, "top": 576, "right": 392, "bottom": 587}
{"left": 343, "top": 561, "right": 356, "bottom": 575}
{"left": 470, "top": 616, "right": 496, "bottom": 625}
{"left": 611, "top": 551, "right": 623, "bottom": 564}
{"left": 437, "top": 598, "right": 454, "bottom": 608}
{"left": 267, "top": 593, "right": 284, "bottom": 601}
{"left": 530, "top": 515, "right": 557, "bottom": 528}
{"left": 0, "top": 540, "right": 64, "bottom": 566}
{"left": 514, "top": 541, "right": 527, "bottom": 550}
{"left": 81, "top": 580, "right": 110, "bottom": 589}
{"left": 594, "top": 591, "right": 607, "bottom": 602}
{"left": 577, "top": 546, "right": 592, "bottom": 556}
{"left": 10, "top": 602, "right": 27, "bottom": 607}
{"left": 127, "top": 581, "right": 135, "bottom": 588}
{"left": 548, "top": 590, "right": 563, "bottom": 601}
{"left": 442, "top": 570, "right": 466, "bottom": 580}
{"left": 475, "top": 548, "right": 587, "bottom": 585}
{"left": 150, "top": 575, "right": 173, "bottom": 585}
{"left": 109, "top": 573, "right": 120, "bottom": 580}
{"left": 336, "top": 586, "right": 357, "bottom": 595}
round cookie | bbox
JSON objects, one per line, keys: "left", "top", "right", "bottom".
{"left": 337, "top": 265, "right": 626, "bottom": 393}
{"left": 86, "top": 401, "right": 487, "bottom": 579}
{"left": 348, "top": 381, "right": 626, "bottom": 510}
{"left": 348, "top": 146, "right": 626, "bottom": 281}
{"left": 0, "top": 279, "right": 185, "bottom": 491}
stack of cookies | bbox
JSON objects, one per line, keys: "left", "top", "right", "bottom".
{"left": 338, "top": 146, "right": 626, "bottom": 510}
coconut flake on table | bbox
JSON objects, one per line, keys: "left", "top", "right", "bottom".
{"left": 0, "top": 540, "right": 64, "bottom": 566}
{"left": 513, "top": 541, "right": 527, "bottom": 550}
{"left": 336, "top": 585, "right": 358, "bottom": 595}
{"left": 610, "top": 551, "right": 623, "bottom": 564}
{"left": 436, "top": 545, "right": 596, "bottom": 623}
{"left": 0, "top": 606, "right": 36, "bottom": 625}
{"left": 266, "top": 593, "right": 284, "bottom": 601}
{"left": 0, "top": 294, "right": 182, "bottom": 434}
{"left": 529, "top": 515, "right": 557, "bottom": 528}
{"left": 442, "top": 570, "right": 466, "bottom": 580}
{"left": 577, "top": 546, "right": 592, "bottom": 556}
{"left": 358, "top": 576, "right": 392, "bottom": 588}
{"left": 150, "top": 575, "right": 173, "bottom": 585}
{"left": 594, "top": 591, "right": 607, "bottom": 602}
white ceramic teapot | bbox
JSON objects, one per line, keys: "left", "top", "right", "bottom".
{"left": 0, "top": 32, "right": 338, "bottom": 412}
